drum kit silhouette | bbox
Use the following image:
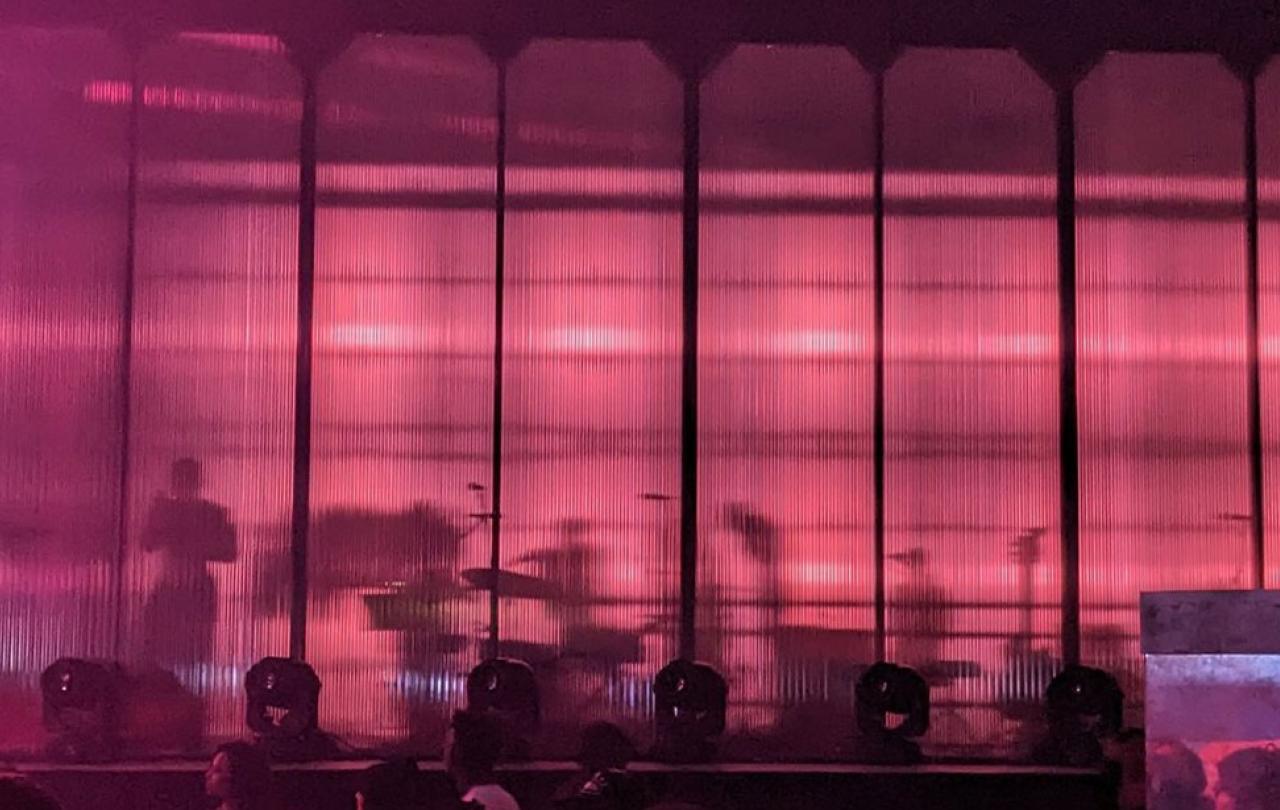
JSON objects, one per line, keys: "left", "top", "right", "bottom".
{"left": 354, "top": 485, "right": 644, "bottom": 670}
{"left": 346, "top": 488, "right": 1057, "bottom": 734}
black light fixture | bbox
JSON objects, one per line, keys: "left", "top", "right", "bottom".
{"left": 40, "top": 658, "right": 123, "bottom": 762}
{"left": 40, "top": 659, "right": 206, "bottom": 759}
{"left": 651, "top": 659, "right": 727, "bottom": 763}
{"left": 851, "top": 662, "right": 930, "bottom": 765}
{"left": 467, "top": 657, "right": 539, "bottom": 759}
{"left": 244, "top": 657, "right": 331, "bottom": 760}
{"left": 1033, "top": 665, "right": 1123, "bottom": 768}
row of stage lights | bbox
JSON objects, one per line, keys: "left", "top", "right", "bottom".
{"left": 39, "top": 656, "right": 1123, "bottom": 766}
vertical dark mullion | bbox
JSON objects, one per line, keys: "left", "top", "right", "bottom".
{"left": 679, "top": 73, "right": 700, "bottom": 662}
{"left": 1056, "top": 83, "right": 1082, "bottom": 667}
{"left": 1245, "top": 70, "right": 1266, "bottom": 589}
{"left": 488, "top": 60, "right": 509, "bottom": 660}
{"left": 112, "top": 47, "right": 142, "bottom": 661}
{"left": 872, "top": 69, "right": 887, "bottom": 664}
{"left": 288, "top": 67, "right": 318, "bottom": 661}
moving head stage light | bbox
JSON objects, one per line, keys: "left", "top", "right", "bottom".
{"left": 852, "top": 662, "right": 930, "bottom": 765}
{"left": 41, "top": 658, "right": 122, "bottom": 761}
{"left": 245, "top": 657, "right": 335, "bottom": 760}
{"left": 652, "top": 659, "right": 727, "bottom": 763}
{"left": 467, "top": 657, "right": 540, "bottom": 759}
{"left": 41, "top": 658, "right": 202, "bottom": 761}
{"left": 1034, "top": 665, "right": 1124, "bottom": 768}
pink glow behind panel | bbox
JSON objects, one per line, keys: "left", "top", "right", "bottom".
{"left": 122, "top": 33, "right": 298, "bottom": 742}
{"left": 0, "top": 27, "right": 129, "bottom": 753}
{"left": 884, "top": 48, "right": 1060, "bottom": 758}
{"left": 1076, "top": 53, "right": 1250, "bottom": 721}
{"left": 503, "top": 40, "right": 682, "bottom": 756}
{"left": 699, "top": 44, "right": 875, "bottom": 759}
{"left": 0, "top": 26, "right": 1269, "bottom": 762}
{"left": 1260, "top": 59, "right": 1280, "bottom": 589}
{"left": 311, "top": 35, "right": 496, "bottom": 750}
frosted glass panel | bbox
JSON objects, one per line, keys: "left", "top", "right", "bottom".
{"left": 312, "top": 35, "right": 496, "bottom": 751}
{"left": 123, "top": 32, "right": 298, "bottom": 745}
{"left": 1077, "top": 53, "right": 1250, "bottom": 722}
{"left": 0, "top": 27, "right": 129, "bottom": 754}
{"left": 504, "top": 40, "right": 681, "bottom": 756}
{"left": 700, "top": 44, "right": 875, "bottom": 759}
{"left": 1259, "top": 59, "right": 1280, "bottom": 590}
{"left": 884, "top": 48, "right": 1059, "bottom": 758}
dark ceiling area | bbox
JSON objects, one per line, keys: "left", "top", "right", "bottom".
{"left": 4, "top": 0, "right": 1280, "bottom": 60}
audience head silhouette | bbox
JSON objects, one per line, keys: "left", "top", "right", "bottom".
{"left": 446, "top": 710, "right": 520, "bottom": 810}
{"left": 357, "top": 759, "right": 425, "bottom": 810}
{"left": 578, "top": 722, "right": 635, "bottom": 773}
{"left": 0, "top": 777, "right": 62, "bottom": 810}
{"left": 205, "top": 741, "right": 273, "bottom": 810}
{"left": 447, "top": 710, "right": 503, "bottom": 784}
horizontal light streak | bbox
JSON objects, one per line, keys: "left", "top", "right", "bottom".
{"left": 69, "top": 156, "right": 1263, "bottom": 206}
{"left": 2, "top": 317, "right": 1262, "bottom": 362}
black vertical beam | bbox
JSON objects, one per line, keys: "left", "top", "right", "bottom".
{"left": 112, "top": 46, "right": 142, "bottom": 661}
{"left": 872, "top": 68, "right": 887, "bottom": 664}
{"left": 1056, "top": 83, "right": 1082, "bottom": 667}
{"left": 679, "top": 73, "right": 701, "bottom": 662}
{"left": 1245, "top": 69, "right": 1266, "bottom": 589}
{"left": 488, "top": 60, "right": 509, "bottom": 660}
{"left": 288, "top": 67, "right": 319, "bottom": 661}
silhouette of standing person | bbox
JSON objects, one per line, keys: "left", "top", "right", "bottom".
{"left": 142, "top": 457, "right": 236, "bottom": 674}
{"left": 723, "top": 503, "right": 782, "bottom": 633}
{"left": 888, "top": 547, "right": 949, "bottom": 673}
{"left": 707, "top": 502, "right": 782, "bottom": 733}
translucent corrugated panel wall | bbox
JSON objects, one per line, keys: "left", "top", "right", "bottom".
{"left": 1076, "top": 53, "right": 1251, "bottom": 721}
{"left": 699, "top": 45, "right": 875, "bottom": 759}
{"left": 503, "top": 40, "right": 682, "bottom": 757}
{"left": 123, "top": 32, "right": 298, "bottom": 742}
{"left": 0, "top": 27, "right": 129, "bottom": 754}
{"left": 311, "top": 35, "right": 496, "bottom": 753}
{"left": 1, "top": 27, "right": 1273, "bottom": 762}
{"left": 1260, "top": 59, "right": 1280, "bottom": 589}
{"left": 884, "top": 48, "right": 1060, "bottom": 758}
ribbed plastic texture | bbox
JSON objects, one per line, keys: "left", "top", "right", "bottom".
{"left": 699, "top": 45, "right": 875, "bottom": 759}
{"left": 311, "top": 35, "right": 496, "bottom": 751}
{"left": 122, "top": 32, "right": 299, "bottom": 743}
{"left": 3, "top": 28, "right": 1269, "bottom": 764}
{"left": 0, "top": 27, "right": 129, "bottom": 754}
{"left": 503, "top": 40, "right": 682, "bottom": 757}
{"left": 1076, "top": 53, "right": 1250, "bottom": 721}
{"left": 884, "top": 48, "right": 1060, "bottom": 759}
{"left": 1260, "top": 61, "right": 1280, "bottom": 590}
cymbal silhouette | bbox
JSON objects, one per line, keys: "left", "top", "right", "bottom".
{"left": 460, "top": 568, "right": 561, "bottom": 600}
